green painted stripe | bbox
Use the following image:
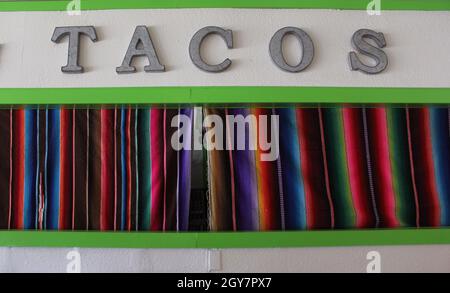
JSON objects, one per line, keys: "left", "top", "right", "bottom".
{"left": 0, "top": 87, "right": 449, "bottom": 105}
{"left": 0, "top": 229, "right": 449, "bottom": 248}
{"left": 0, "top": 0, "right": 449, "bottom": 11}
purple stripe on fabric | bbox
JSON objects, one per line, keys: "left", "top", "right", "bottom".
{"left": 229, "top": 108, "right": 259, "bottom": 231}
{"left": 178, "top": 108, "right": 192, "bottom": 231}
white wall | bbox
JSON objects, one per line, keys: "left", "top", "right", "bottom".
{"left": 0, "top": 246, "right": 449, "bottom": 273}
{"left": 0, "top": 9, "right": 449, "bottom": 88}
{"left": 1, "top": 8, "right": 449, "bottom": 273}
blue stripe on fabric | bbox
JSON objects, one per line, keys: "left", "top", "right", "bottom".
{"left": 44, "top": 109, "right": 48, "bottom": 229}
{"left": 430, "top": 107, "right": 450, "bottom": 226}
{"left": 276, "top": 108, "right": 306, "bottom": 230}
{"left": 46, "top": 109, "right": 60, "bottom": 230}
{"left": 35, "top": 110, "right": 40, "bottom": 229}
{"left": 23, "top": 109, "right": 37, "bottom": 229}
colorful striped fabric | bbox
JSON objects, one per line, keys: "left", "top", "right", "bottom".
{"left": 0, "top": 107, "right": 192, "bottom": 231}
{"left": 206, "top": 107, "right": 450, "bottom": 231}
{"left": 1, "top": 106, "right": 449, "bottom": 232}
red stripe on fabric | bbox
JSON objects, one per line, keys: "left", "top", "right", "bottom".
{"left": 408, "top": 108, "right": 441, "bottom": 226}
{"left": 225, "top": 108, "right": 237, "bottom": 231}
{"left": 72, "top": 108, "right": 76, "bottom": 230}
{"left": 342, "top": 108, "right": 374, "bottom": 228}
{"left": 113, "top": 108, "right": 118, "bottom": 231}
{"left": 126, "top": 109, "right": 132, "bottom": 231}
{"left": 150, "top": 109, "right": 163, "bottom": 230}
{"left": 85, "top": 109, "right": 90, "bottom": 230}
{"left": 100, "top": 109, "right": 114, "bottom": 231}
{"left": 296, "top": 108, "right": 332, "bottom": 229}
{"left": 162, "top": 109, "right": 167, "bottom": 231}
{"left": 59, "top": 108, "right": 73, "bottom": 230}
{"left": 254, "top": 108, "right": 280, "bottom": 230}
{"left": 12, "top": 109, "right": 25, "bottom": 229}
{"left": 8, "top": 109, "right": 13, "bottom": 229}
{"left": 367, "top": 108, "right": 398, "bottom": 228}
{"left": 59, "top": 109, "right": 67, "bottom": 229}
{"left": 148, "top": 109, "right": 152, "bottom": 230}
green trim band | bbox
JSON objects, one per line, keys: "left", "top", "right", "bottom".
{"left": 0, "top": 87, "right": 449, "bottom": 105}
{"left": 0, "top": 0, "right": 449, "bottom": 12}
{"left": 0, "top": 229, "right": 449, "bottom": 248}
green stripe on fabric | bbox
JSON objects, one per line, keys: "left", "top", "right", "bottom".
{"left": 134, "top": 109, "right": 140, "bottom": 230}
{"left": 322, "top": 108, "right": 356, "bottom": 228}
{"left": 0, "top": 0, "right": 449, "bottom": 11}
{"left": 386, "top": 108, "right": 417, "bottom": 227}
{"left": 0, "top": 229, "right": 449, "bottom": 248}
{"left": 137, "top": 109, "right": 151, "bottom": 230}
{"left": 0, "top": 87, "right": 450, "bottom": 105}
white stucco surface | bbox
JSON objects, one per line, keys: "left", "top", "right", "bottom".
{"left": 0, "top": 9, "right": 448, "bottom": 88}
{"left": 0, "top": 246, "right": 449, "bottom": 273}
